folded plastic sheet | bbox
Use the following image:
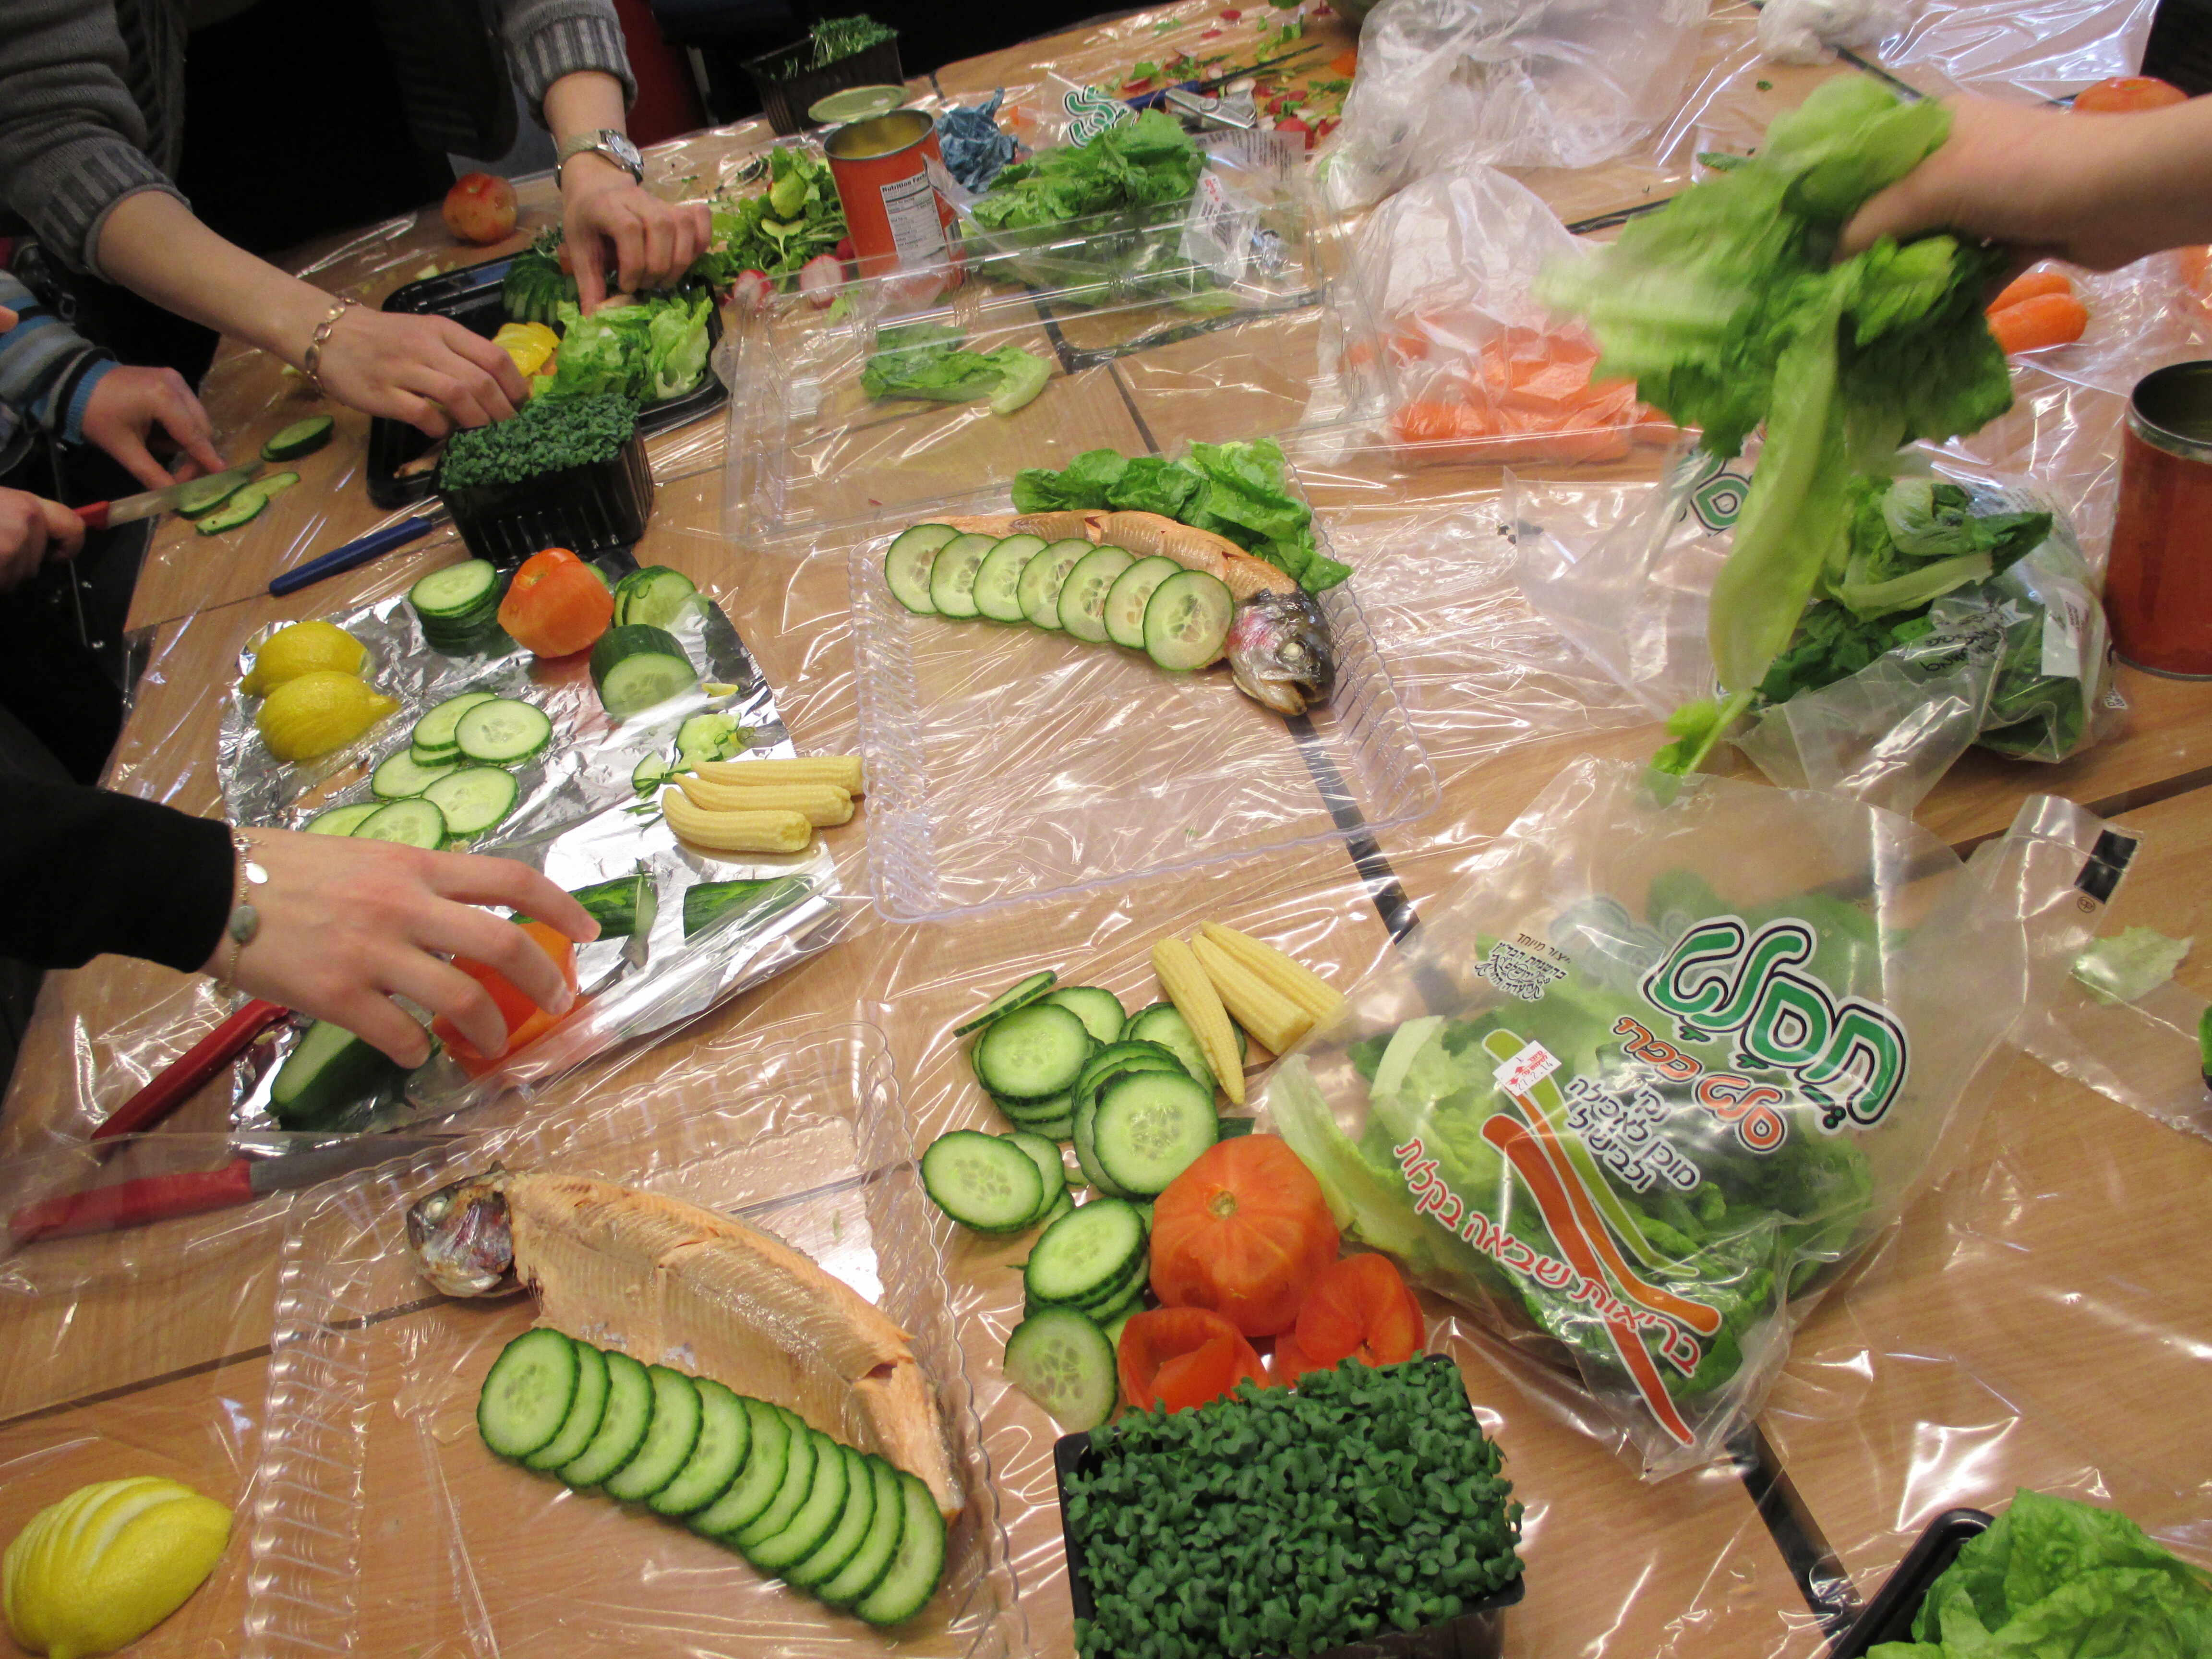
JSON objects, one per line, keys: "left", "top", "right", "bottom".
{"left": 1874, "top": 0, "right": 2162, "bottom": 99}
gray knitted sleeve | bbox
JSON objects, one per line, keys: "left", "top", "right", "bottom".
{"left": 499, "top": 0, "right": 638, "bottom": 124}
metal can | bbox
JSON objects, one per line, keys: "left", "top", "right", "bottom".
{"left": 2108, "top": 360, "right": 2212, "bottom": 676}
{"left": 826, "top": 110, "right": 960, "bottom": 276}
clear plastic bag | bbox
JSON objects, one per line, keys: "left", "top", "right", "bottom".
{"left": 1262, "top": 755, "right": 2127, "bottom": 1477}
{"left": 1877, "top": 0, "right": 2161, "bottom": 100}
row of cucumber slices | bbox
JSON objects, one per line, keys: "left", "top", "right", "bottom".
{"left": 883, "top": 523, "right": 1234, "bottom": 672}
{"left": 478, "top": 1329, "right": 944, "bottom": 1625}
{"left": 303, "top": 689, "right": 552, "bottom": 846}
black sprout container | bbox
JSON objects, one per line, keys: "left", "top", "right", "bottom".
{"left": 1827, "top": 1509, "right": 1994, "bottom": 1657}
{"left": 743, "top": 33, "right": 904, "bottom": 135}
{"left": 438, "top": 430, "right": 653, "bottom": 568}
{"left": 1051, "top": 1356, "right": 1528, "bottom": 1659}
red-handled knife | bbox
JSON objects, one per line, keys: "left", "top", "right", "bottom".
{"left": 90, "top": 999, "right": 294, "bottom": 1142}
{"left": 73, "top": 464, "right": 261, "bottom": 531}
{"left": 9, "top": 1136, "right": 455, "bottom": 1244}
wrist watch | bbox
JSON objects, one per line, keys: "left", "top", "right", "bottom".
{"left": 557, "top": 129, "right": 644, "bottom": 184}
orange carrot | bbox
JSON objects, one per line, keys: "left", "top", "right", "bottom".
{"left": 1330, "top": 50, "right": 1358, "bottom": 78}
{"left": 1987, "top": 291, "right": 2090, "bottom": 354}
{"left": 1988, "top": 268, "right": 2074, "bottom": 313}
{"left": 2181, "top": 246, "right": 2212, "bottom": 313}
{"left": 2073, "top": 75, "right": 2187, "bottom": 113}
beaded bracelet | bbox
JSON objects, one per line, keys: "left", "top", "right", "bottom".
{"left": 217, "top": 828, "right": 270, "bottom": 993}
{"left": 302, "top": 296, "right": 360, "bottom": 398}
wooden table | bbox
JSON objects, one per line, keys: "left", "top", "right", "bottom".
{"left": 7, "top": 3, "right": 2211, "bottom": 1655}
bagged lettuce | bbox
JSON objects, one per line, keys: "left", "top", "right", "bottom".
{"left": 1262, "top": 757, "right": 2127, "bottom": 1475}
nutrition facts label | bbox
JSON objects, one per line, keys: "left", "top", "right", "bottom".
{"left": 879, "top": 171, "right": 947, "bottom": 266}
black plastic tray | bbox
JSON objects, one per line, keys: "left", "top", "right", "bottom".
{"left": 442, "top": 427, "right": 653, "bottom": 566}
{"left": 365, "top": 254, "right": 726, "bottom": 511}
{"left": 743, "top": 34, "right": 904, "bottom": 135}
{"left": 1052, "top": 1356, "right": 1527, "bottom": 1659}
{"left": 1826, "top": 1509, "right": 1994, "bottom": 1657}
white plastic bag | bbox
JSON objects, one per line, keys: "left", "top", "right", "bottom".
{"left": 1756, "top": 0, "right": 1918, "bottom": 65}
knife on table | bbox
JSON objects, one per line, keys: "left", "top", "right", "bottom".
{"left": 90, "top": 998, "right": 295, "bottom": 1143}
{"left": 268, "top": 511, "right": 444, "bottom": 597}
{"left": 9, "top": 1135, "right": 457, "bottom": 1244}
{"left": 73, "top": 464, "right": 263, "bottom": 530}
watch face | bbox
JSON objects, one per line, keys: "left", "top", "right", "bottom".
{"left": 605, "top": 131, "right": 643, "bottom": 173}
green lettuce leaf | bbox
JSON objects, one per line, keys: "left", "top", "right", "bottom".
{"left": 969, "top": 109, "right": 1203, "bottom": 232}
{"left": 2070, "top": 925, "right": 2191, "bottom": 1005}
{"left": 859, "top": 324, "right": 1047, "bottom": 413}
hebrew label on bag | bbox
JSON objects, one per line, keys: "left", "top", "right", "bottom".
{"left": 1179, "top": 170, "right": 1260, "bottom": 286}
{"left": 2041, "top": 582, "right": 2092, "bottom": 681}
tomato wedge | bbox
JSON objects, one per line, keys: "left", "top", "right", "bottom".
{"left": 430, "top": 918, "right": 580, "bottom": 1075}
{"left": 1294, "top": 1253, "right": 1426, "bottom": 1370}
{"left": 497, "top": 547, "right": 613, "bottom": 658}
{"left": 1268, "top": 1327, "right": 1329, "bottom": 1387}
{"left": 2072, "top": 75, "right": 2187, "bottom": 113}
{"left": 1118, "top": 1308, "right": 1265, "bottom": 1413}
{"left": 1149, "top": 1134, "right": 1339, "bottom": 1338}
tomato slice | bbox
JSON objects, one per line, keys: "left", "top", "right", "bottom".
{"left": 1118, "top": 1308, "right": 1265, "bottom": 1413}
{"left": 1148, "top": 1135, "right": 1339, "bottom": 1338}
{"left": 430, "top": 919, "right": 580, "bottom": 1073}
{"left": 1294, "top": 1253, "right": 1426, "bottom": 1369}
{"left": 2072, "top": 75, "right": 2187, "bottom": 113}
{"left": 497, "top": 547, "right": 613, "bottom": 658}
{"left": 1268, "top": 1328, "right": 1328, "bottom": 1387}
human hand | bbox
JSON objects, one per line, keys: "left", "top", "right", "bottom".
{"left": 81, "top": 365, "right": 228, "bottom": 488}
{"left": 562, "top": 158, "right": 712, "bottom": 312}
{"left": 0, "top": 488, "right": 85, "bottom": 594}
{"left": 309, "top": 306, "right": 529, "bottom": 438}
{"left": 204, "top": 830, "right": 599, "bottom": 1067}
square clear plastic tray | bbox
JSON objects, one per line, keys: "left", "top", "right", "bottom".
{"left": 244, "top": 1022, "right": 1025, "bottom": 1659}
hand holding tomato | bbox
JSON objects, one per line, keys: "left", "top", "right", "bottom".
{"left": 1149, "top": 1134, "right": 1339, "bottom": 1336}
{"left": 429, "top": 917, "right": 581, "bottom": 1073}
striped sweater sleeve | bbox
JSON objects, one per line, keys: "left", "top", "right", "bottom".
{"left": 0, "top": 271, "right": 115, "bottom": 444}
{"left": 499, "top": 0, "right": 637, "bottom": 123}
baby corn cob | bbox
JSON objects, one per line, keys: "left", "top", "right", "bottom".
{"left": 1153, "top": 936, "right": 1244, "bottom": 1106}
{"left": 696, "top": 755, "right": 866, "bottom": 796}
{"left": 1199, "top": 921, "right": 1345, "bottom": 1025}
{"left": 1191, "top": 934, "right": 1313, "bottom": 1057}
{"left": 660, "top": 789, "right": 813, "bottom": 854}
{"left": 676, "top": 773, "right": 854, "bottom": 826}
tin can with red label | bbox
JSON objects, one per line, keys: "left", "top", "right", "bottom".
{"left": 2108, "top": 360, "right": 2212, "bottom": 676}
{"left": 826, "top": 110, "right": 961, "bottom": 277}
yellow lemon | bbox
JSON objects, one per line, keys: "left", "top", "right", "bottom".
{"left": 2, "top": 1476, "right": 232, "bottom": 1659}
{"left": 255, "top": 669, "right": 398, "bottom": 761}
{"left": 493, "top": 321, "right": 559, "bottom": 379}
{"left": 240, "top": 620, "right": 366, "bottom": 696}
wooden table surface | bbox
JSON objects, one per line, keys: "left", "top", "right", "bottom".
{"left": 8, "top": 3, "right": 2211, "bottom": 1656}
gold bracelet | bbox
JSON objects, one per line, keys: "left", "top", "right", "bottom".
{"left": 217, "top": 829, "right": 270, "bottom": 993}
{"left": 301, "top": 296, "right": 360, "bottom": 398}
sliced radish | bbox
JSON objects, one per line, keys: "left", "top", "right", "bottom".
{"left": 799, "top": 252, "right": 842, "bottom": 308}
{"left": 834, "top": 236, "right": 856, "bottom": 262}
{"left": 729, "top": 268, "right": 772, "bottom": 313}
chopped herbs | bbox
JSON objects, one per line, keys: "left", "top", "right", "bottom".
{"left": 1066, "top": 1358, "right": 1523, "bottom": 1659}
{"left": 440, "top": 393, "right": 637, "bottom": 490}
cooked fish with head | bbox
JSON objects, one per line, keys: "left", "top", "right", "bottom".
{"left": 1226, "top": 588, "right": 1337, "bottom": 716}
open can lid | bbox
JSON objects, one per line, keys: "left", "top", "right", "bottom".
{"left": 808, "top": 84, "right": 909, "bottom": 125}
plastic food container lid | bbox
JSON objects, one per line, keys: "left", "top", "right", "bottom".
{"left": 809, "top": 84, "right": 908, "bottom": 124}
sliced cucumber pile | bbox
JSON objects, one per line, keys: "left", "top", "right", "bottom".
{"left": 409, "top": 560, "right": 506, "bottom": 655}
{"left": 315, "top": 689, "right": 553, "bottom": 850}
{"left": 477, "top": 1330, "right": 945, "bottom": 1625}
{"left": 883, "top": 521, "right": 1234, "bottom": 672}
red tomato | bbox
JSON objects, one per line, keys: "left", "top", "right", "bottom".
{"left": 497, "top": 548, "right": 613, "bottom": 659}
{"left": 1295, "top": 1252, "right": 1426, "bottom": 1368}
{"left": 1118, "top": 1308, "right": 1265, "bottom": 1412}
{"left": 1268, "top": 1327, "right": 1328, "bottom": 1386}
{"left": 1149, "top": 1135, "right": 1339, "bottom": 1337}
{"left": 443, "top": 171, "right": 518, "bottom": 244}
{"left": 2072, "top": 75, "right": 2188, "bottom": 113}
{"left": 430, "top": 919, "right": 580, "bottom": 1074}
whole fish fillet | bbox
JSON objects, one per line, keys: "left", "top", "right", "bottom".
{"left": 503, "top": 1173, "right": 962, "bottom": 1520}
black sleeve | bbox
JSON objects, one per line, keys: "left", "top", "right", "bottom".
{"left": 0, "top": 782, "right": 233, "bottom": 972}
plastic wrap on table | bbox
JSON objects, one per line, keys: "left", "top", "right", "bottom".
{"left": 245, "top": 1022, "right": 1023, "bottom": 1658}
{"left": 1875, "top": 0, "right": 2161, "bottom": 99}
{"left": 1755, "top": 0, "right": 1919, "bottom": 66}
{"left": 1260, "top": 755, "right": 2126, "bottom": 1477}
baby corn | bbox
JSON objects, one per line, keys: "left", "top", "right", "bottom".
{"left": 1191, "top": 934, "right": 1313, "bottom": 1057}
{"left": 675, "top": 773, "right": 854, "bottom": 826}
{"left": 1199, "top": 921, "right": 1345, "bottom": 1025}
{"left": 696, "top": 755, "right": 866, "bottom": 796}
{"left": 660, "top": 788, "right": 812, "bottom": 854}
{"left": 1152, "top": 936, "right": 1244, "bottom": 1106}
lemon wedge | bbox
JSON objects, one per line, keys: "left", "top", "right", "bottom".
{"left": 2, "top": 1476, "right": 231, "bottom": 1658}
{"left": 240, "top": 620, "right": 366, "bottom": 696}
{"left": 255, "top": 669, "right": 398, "bottom": 762}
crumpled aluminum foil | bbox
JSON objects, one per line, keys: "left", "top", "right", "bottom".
{"left": 218, "top": 570, "right": 849, "bottom": 1134}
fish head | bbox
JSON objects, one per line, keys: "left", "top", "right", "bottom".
{"left": 405, "top": 1166, "right": 518, "bottom": 1298}
{"left": 1226, "top": 589, "right": 1337, "bottom": 717}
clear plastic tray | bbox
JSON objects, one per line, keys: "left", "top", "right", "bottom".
{"left": 245, "top": 1022, "right": 1025, "bottom": 1658}
{"left": 837, "top": 466, "right": 1436, "bottom": 922}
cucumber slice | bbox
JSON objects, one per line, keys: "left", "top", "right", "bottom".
{"left": 1040, "top": 986, "right": 1125, "bottom": 1045}
{"left": 920, "top": 1130, "right": 1045, "bottom": 1233}
{"left": 1072, "top": 1096, "right": 1136, "bottom": 1200}
{"left": 972, "top": 534, "right": 1046, "bottom": 623}
{"left": 371, "top": 748, "right": 459, "bottom": 800}
{"left": 613, "top": 564, "right": 699, "bottom": 629}
{"left": 693, "top": 1397, "right": 790, "bottom": 1538}
{"left": 953, "top": 968, "right": 1056, "bottom": 1037}
{"left": 1103, "top": 555, "right": 1181, "bottom": 650}
{"left": 409, "top": 560, "right": 500, "bottom": 621}
{"left": 421, "top": 766, "right": 519, "bottom": 840}
{"left": 262, "top": 415, "right": 333, "bottom": 461}
{"left": 649, "top": 1376, "right": 749, "bottom": 1517}
{"left": 818, "top": 1458, "right": 905, "bottom": 1609}
{"left": 1069, "top": 1042, "right": 1185, "bottom": 1133}
{"left": 1057, "top": 545, "right": 1135, "bottom": 642}
{"left": 353, "top": 797, "right": 446, "bottom": 848}
{"left": 522, "top": 1340, "right": 610, "bottom": 1472}
{"left": 194, "top": 487, "right": 267, "bottom": 536}
{"left": 885, "top": 524, "right": 959, "bottom": 614}
{"left": 973, "top": 1000, "right": 1093, "bottom": 1102}
{"left": 730, "top": 1407, "right": 818, "bottom": 1549}
{"left": 565, "top": 871, "right": 655, "bottom": 939}
{"left": 927, "top": 532, "right": 998, "bottom": 620}
{"left": 1023, "top": 1197, "right": 1146, "bottom": 1306}
{"left": 1001, "top": 1130, "right": 1068, "bottom": 1226}
{"left": 454, "top": 697, "right": 552, "bottom": 764}
{"left": 676, "top": 711, "right": 749, "bottom": 767}
{"left": 1144, "top": 569, "right": 1235, "bottom": 671}
{"left": 411, "top": 689, "right": 498, "bottom": 757}
{"left": 590, "top": 625, "right": 698, "bottom": 719}
{"left": 1004, "top": 1308, "right": 1117, "bottom": 1432}
{"left": 1091, "top": 1069, "right": 1218, "bottom": 1197}
{"left": 786, "top": 1446, "right": 876, "bottom": 1589}
{"left": 1037, "top": 1188, "right": 1076, "bottom": 1225}
{"left": 602, "top": 1366, "right": 703, "bottom": 1503}
{"left": 306, "top": 802, "right": 380, "bottom": 835}
{"left": 477, "top": 1328, "right": 579, "bottom": 1460}
{"left": 267, "top": 1017, "right": 400, "bottom": 1129}
{"left": 852, "top": 1471, "right": 947, "bottom": 1626}
{"left": 257, "top": 470, "right": 302, "bottom": 497}
{"left": 1125, "top": 1004, "right": 1218, "bottom": 1091}
{"left": 176, "top": 471, "right": 249, "bottom": 517}
{"left": 560, "top": 1349, "right": 654, "bottom": 1488}
{"left": 682, "top": 878, "right": 774, "bottom": 939}
{"left": 1017, "top": 539, "right": 1094, "bottom": 631}
{"left": 742, "top": 1429, "right": 849, "bottom": 1571}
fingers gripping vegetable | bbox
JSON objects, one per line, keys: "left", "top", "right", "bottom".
{"left": 1117, "top": 1307, "right": 1265, "bottom": 1412}
{"left": 1149, "top": 1135, "right": 1339, "bottom": 1337}
{"left": 498, "top": 547, "right": 614, "bottom": 658}
{"left": 429, "top": 918, "right": 580, "bottom": 1072}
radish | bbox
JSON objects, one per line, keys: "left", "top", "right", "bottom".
{"left": 1277, "top": 116, "right": 1313, "bottom": 150}
{"left": 799, "top": 252, "right": 842, "bottom": 308}
{"left": 728, "top": 268, "right": 772, "bottom": 313}
{"left": 834, "top": 236, "right": 856, "bottom": 262}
